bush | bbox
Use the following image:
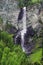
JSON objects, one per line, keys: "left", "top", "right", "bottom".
{"left": 34, "top": 62, "right": 41, "bottom": 65}
{"left": 1, "top": 47, "right": 10, "bottom": 65}
{"left": 1, "top": 46, "right": 26, "bottom": 65}
{"left": 0, "top": 40, "right": 6, "bottom": 64}
{"left": 0, "top": 30, "right": 42, "bottom": 65}
{"left": 0, "top": 31, "right": 14, "bottom": 49}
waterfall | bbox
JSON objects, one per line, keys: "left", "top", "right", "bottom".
{"left": 15, "top": 7, "right": 27, "bottom": 52}
{"left": 21, "top": 7, "right": 26, "bottom": 52}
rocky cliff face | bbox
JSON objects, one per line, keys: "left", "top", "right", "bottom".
{"left": 0, "top": 0, "right": 43, "bottom": 30}
{"left": 0, "top": 0, "right": 43, "bottom": 54}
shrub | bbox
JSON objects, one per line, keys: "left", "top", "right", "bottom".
{"left": 0, "top": 40, "right": 6, "bottom": 64}
{"left": 1, "top": 46, "right": 26, "bottom": 65}
{"left": 34, "top": 62, "right": 41, "bottom": 65}
{"left": 0, "top": 31, "right": 14, "bottom": 49}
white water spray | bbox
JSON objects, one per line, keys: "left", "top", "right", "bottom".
{"left": 21, "top": 7, "right": 27, "bottom": 52}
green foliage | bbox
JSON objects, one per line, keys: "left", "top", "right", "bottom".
{"left": 29, "top": 48, "right": 42, "bottom": 63}
{"left": 0, "top": 40, "right": 6, "bottom": 50}
{"left": 0, "top": 16, "right": 3, "bottom": 24}
{"left": 18, "top": 0, "right": 32, "bottom": 7}
{"left": 32, "top": 0, "right": 42, "bottom": 3}
{"left": 32, "top": 28, "right": 43, "bottom": 49}
{"left": 0, "top": 0, "right": 43, "bottom": 64}
{"left": 1, "top": 46, "right": 26, "bottom": 65}
{"left": 0, "top": 40, "right": 6, "bottom": 64}
{"left": 0, "top": 31, "right": 14, "bottom": 49}
{"left": 0, "top": 30, "right": 42, "bottom": 65}
{"left": 34, "top": 62, "right": 41, "bottom": 65}
{"left": 1, "top": 47, "right": 10, "bottom": 65}
{"left": 18, "top": 0, "right": 42, "bottom": 7}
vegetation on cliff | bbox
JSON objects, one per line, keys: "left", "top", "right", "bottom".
{"left": 0, "top": 0, "right": 43, "bottom": 65}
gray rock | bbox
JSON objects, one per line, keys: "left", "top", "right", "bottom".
{"left": 0, "top": 0, "right": 43, "bottom": 30}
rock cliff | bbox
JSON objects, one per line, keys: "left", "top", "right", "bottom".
{"left": 0, "top": 0, "right": 43, "bottom": 30}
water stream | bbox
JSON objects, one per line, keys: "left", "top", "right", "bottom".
{"left": 21, "top": 7, "right": 26, "bottom": 52}
{"left": 15, "top": 7, "right": 27, "bottom": 52}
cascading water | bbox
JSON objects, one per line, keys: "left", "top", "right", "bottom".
{"left": 15, "top": 7, "right": 27, "bottom": 52}
{"left": 21, "top": 7, "right": 27, "bottom": 52}
{"left": 15, "top": 6, "right": 35, "bottom": 54}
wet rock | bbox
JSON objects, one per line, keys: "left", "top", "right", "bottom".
{"left": 6, "top": 25, "right": 17, "bottom": 34}
{"left": 14, "top": 26, "right": 35, "bottom": 54}
{"left": 0, "top": 1, "right": 43, "bottom": 30}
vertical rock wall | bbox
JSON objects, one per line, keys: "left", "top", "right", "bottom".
{"left": 0, "top": 0, "right": 43, "bottom": 30}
